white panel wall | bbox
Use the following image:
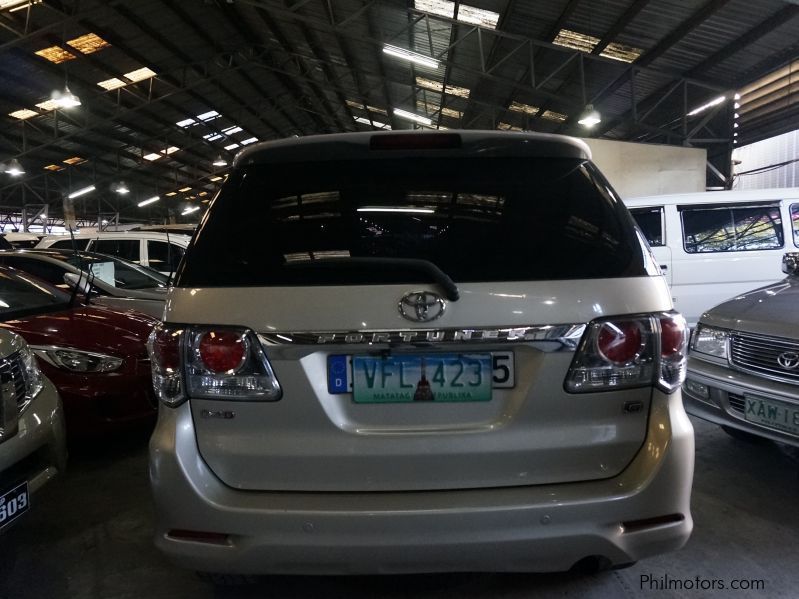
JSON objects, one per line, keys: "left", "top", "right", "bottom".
{"left": 732, "top": 128, "right": 799, "bottom": 190}
{"left": 581, "top": 138, "right": 706, "bottom": 198}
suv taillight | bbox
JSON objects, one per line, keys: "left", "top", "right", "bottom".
{"left": 565, "top": 312, "right": 688, "bottom": 393}
{"left": 147, "top": 324, "right": 282, "bottom": 407}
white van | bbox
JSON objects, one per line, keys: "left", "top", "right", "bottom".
{"left": 35, "top": 231, "right": 191, "bottom": 275}
{"left": 625, "top": 188, "right": 799, "bottom": 326}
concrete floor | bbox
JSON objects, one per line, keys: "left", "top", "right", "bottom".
{"left": 2, "top": 417, "right": 798, "bottom": 599}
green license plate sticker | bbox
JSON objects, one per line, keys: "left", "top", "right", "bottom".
{"left": 744, "top": 396, "right": 799, "bottom": 436}
{"left": 352, "top": 354, "right": 492, "bottom": 403}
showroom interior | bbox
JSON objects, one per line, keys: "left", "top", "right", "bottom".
{"left": 1, "top": 0, "right": 798, "bottom": 597}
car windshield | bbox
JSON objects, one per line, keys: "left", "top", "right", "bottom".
{"left": 179, "top": 157, "right": 649, "bottom": 287}
{"left": 0, "top": 268, "right": 70, "bottom": 320}
{"left": 62, "top": 253, "right": 168, "bottom": 290}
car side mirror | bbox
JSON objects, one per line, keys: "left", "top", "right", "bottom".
{"left": 782, "top": 252, "right": 799, "bottom": 276}
{"left": 63, "top": 272, "right": 95, "bottom": 295}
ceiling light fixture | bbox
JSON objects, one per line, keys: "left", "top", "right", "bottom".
{"left": 67, "top": 184, "right": 95, "bottom": 199}
{"left": 687, "top": 95, "right": 726, "bottom": 117}
{"left": 357, "top": 206, "right": 435, "bottom": 214}
{"left": 382, "top": 44, "right": 439, "bottom": 69}
{"left": 5, "top": 158, "right": 25, "bottom": 176}
{"left": 114, "top": 181, "right": 129, "bottom": 194}
{"left": 393, "top": 108, "right": 432, "bottom": 125}
{"left": 182, "top": 206, "right": 201, "bottom": 215}
{"left": 52, "top": 85, "right": 81, "bottom": 108}
{"left": 138, "top": 196, "right": 160, "bottom": 207}
{"left": 577, "top": 104, "right": 601, "bottom": 127}
{"left": 212, "top": 155, "right": 228, "bottom": 167}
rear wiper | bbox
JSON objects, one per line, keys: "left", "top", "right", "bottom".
{"left": 286, "top": 257, "right": 460, "bottom": 301}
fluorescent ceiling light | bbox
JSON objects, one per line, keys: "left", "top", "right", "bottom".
{"left": 353, "top": 116, "right": 392, "bottom": 130}
{"left": 393, "top": 108, "right": 432, "bottom": 125}
{"left": 382, "top": 44, "right": 439, "bottom": 69}
{"left": 66, "top": 33, "right": 110, "bottom": 55}
{"left": 43, "top": 164, "right": 64, "bottom": 171}
{"left": 240, "top": 137, "right": 258, "bottom": 145}
{"left": 203, "top": 133, "right": 223, "bottom": 141}
{"left": 182, "top": 206, "right": 201, "bottom": 215}
{"left": 62, "top": 156, "right": 85, "bottom": 165}
{"left": 224, "top": 143, "right": 239, "bottom": 150}
{"left": 164, "top": 146, "right": 179, "bottom": 155}
{"left": 165, "top": 192, "right": 178, "bottom": 197}
{"left": 176, "top": 118, "right": 196, "bottom": 127}
{"left": 124, "top": 67, "right": 156, "bottom": 82}
{"left": 138, "top": 196, "right": 160, "bottom": 207}
{"left": 67, "top": 185, "right": 95, "bottom": 199}
{"left": 34, "top": 45, "right": 76, "bottom": 64}
{"left": 178, "top": 187, "right": 192, "bottom": 192}
{"left": 687, "top": 95, "right": 726, "bottom": 117}
{"left": 212, "top": 155, "right": 228, "bottom": 167}
{"left": 541, "top": 110, "right": 567, "bottom": 123}
{"left": 222, "top": 126, "right": 243, "bottom": 134}
{"left": 114, "top": 181, "right": 129, "bottom": 194}
{"left": 357, "top": 207, "right": 435, "bottom": 214}
{"left": 498, "top": 122, "right": 523, "bottom": 131}
{"left": 577, "top": 104, "right": 601, "bottom": 127}
{"left": 8, "top": 109, "right": 38, "bottom": 120}
{"left": 143, "top": 153, "right": 161, "bottom": 161}
{"left": 97, "top": 77, "right": 126, "bottom": 90}
{"left": 210, "top": 176, "right": 223, "bottom": 182}
{"left": 197, "top": 110, "right": 220, "bottom": 121}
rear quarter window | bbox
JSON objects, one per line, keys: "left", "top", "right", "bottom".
{"left": 178, "top": 157, "right": 651, "bottom": 286}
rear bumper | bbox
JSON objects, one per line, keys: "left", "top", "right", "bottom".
{"left": 149, "top": 391, "right": 694, "bottom": 575}
{"left": 684, "top": 358, "right": 799, "bottom": 447}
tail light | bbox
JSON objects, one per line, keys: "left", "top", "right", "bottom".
{"left": 565, "top": 312, "right": 688, "bottom": 393}
{"left": 147, "top": 324, "right": 282, "bottom": 407}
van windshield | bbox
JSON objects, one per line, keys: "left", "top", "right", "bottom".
{"left": 178, "top": 157, "right": 650, "bottom": 287}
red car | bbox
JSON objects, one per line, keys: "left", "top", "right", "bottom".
{"left": 0, "top": 266, "right": 157, "bottom": 437}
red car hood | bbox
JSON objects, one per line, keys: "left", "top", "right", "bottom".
{"left": 0, "top": 304, "right": 157, "bottom": 358}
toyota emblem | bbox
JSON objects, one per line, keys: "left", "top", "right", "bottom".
{"left": 398, "top": 291, "right": 446, "bottom": 323}
{"left": 777, "top": 351, "right": 799, "bottom": 370}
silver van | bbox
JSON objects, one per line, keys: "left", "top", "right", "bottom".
{"left": 148, "top": 131, "right": 694, "bottom": 578}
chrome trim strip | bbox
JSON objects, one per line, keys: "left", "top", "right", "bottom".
{"left": 259, "top": 324, "right": 586, "bottom": 351}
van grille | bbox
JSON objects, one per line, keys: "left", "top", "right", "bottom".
{"left": 730, "top": 333, "right": 799, "bottom": 384}
{"left": 727, "top": 392, "right": 745, "bottom": 413}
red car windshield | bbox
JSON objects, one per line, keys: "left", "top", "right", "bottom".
{"left": 0, "top": 268, "right": 71, "bottom": 319}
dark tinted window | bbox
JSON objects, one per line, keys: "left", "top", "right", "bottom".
{"left": 147, "top": 240, "right": 184, "bottom": 272}
{"left": 629, "top": 207, "right": 664, "bottom": 247}
{"left": 0, "top": 269, "right": 69, "bottom": 319}
{"left": 90, "top": 239, "right": 140, "bottom": 263}
{"left": 682, "top": 204, "right": 783, "bottom": 253}
{"left": 179, "top": 158, "right": 648, "bottom": 286}
{"left": 0, "top": 257, "right": 69, "bottom": 289}
{"left": 791, "top": 204, "right": 799, "bottom": 247}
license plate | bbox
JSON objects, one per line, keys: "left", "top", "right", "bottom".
{"left": 0, "top": 481, "right": 30, "bottom": 531}
{"left": 332, "top": 353, "right": 497, "bottom": 403}
{"left": 744, "top": 395, "right": 799, "bottom": 436}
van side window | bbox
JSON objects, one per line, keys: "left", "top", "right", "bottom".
{"left": 629, "top": 207, "right": 664, "bottom": 246}
{"left": 791, "top": 204, "right": 799, "bottom": 247}
{"left": 49, "top": 239, "right": 83, "bottom": 250}
{"left": 682, "top": 205, "right": 783, "bottom": 253}
{"left": 147, "top": 240, "right": 184, "bottom": 272}
{"left": 90, "top": 239, "right": 141, "bottom": 263}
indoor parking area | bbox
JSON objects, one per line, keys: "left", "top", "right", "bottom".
{"left": 1, "top": 1, "right": 798, "bottom": 598}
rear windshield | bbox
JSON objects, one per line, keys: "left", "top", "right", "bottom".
{"left": 178, "top": 157, "right": 649, "bottom": 287}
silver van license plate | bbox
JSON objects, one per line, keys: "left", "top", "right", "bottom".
{"left": 0, "top": 481, "right": 30, "bottom": 531}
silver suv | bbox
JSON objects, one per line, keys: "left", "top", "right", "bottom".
{"left": 148, "top": 131, "right": 694, "bottom": 577}
{"left": 684, "top": 252, "right": 799, "bottom": 446}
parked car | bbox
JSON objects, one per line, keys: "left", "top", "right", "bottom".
{"left": 1, "top": 232, "right": 43, "bottom": 249}
{"left": 0, "top": 328, "right": 67, "bottom": 533}
{"left": 0, "top": 266, "right": 158, "bottom": 437}
{"left": 149, "top": 130, "right": 694, "bottom": 578}
{"left": 624, "top": 187, "right": 799, "bottom": 326}
{"left": 36, "top": 231, "right": 190, "bottom": 275}
{"left": 0, "top": 249, "right": 168, "bottom": 319}
{"left": 683, "top": 252, "right": 799, "bottom": 447}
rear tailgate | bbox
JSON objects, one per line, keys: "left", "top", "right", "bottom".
{"left": 166, "top": 277, "right": 671, "bottom": 492}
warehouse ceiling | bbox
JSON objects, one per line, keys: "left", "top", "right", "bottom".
{"left": 0, "top": 0, "right": 797, "bottom": 225}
